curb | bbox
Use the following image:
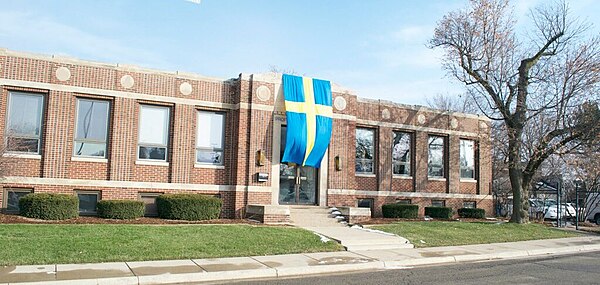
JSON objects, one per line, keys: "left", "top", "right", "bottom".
{"left": 5, "top": 243, "right": 600, "bottom": 285}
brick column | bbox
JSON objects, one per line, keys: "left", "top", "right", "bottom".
{"left": 109, "top": 97, "right": 136, "bottom": 181}
{"left": 378, "top": 126, "right": 392, "bottom": 191}
{"left": 414, "top": 131, "right": 428, "bottom": 192}
{"left": 478, "top": 124, "right": 492, "bottom": 195}
{"left": 448, "top": 135, "right": 460, "bottom": 193}
{"left": 169, "top": 104, "right": 195, "bottom": 184}
{"left": 41, "top": 91, "right": 73, "bottom": 178}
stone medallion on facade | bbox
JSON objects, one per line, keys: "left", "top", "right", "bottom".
{"left": 417, "top": 114, "right": 426, "bottom": 124}
{"left": 179, "top": 82, "right": 193, "bottom": 96}
{"left": 55, "top": 67, "right": 71, "bottom": 82}
{"left": 450, "top": 117, "right": 459, "bottom": 129}
{"left": 334, "top": 96, "right": 347, "bottom": 111}
{"left": 120, "top": 75, "right": 135, "bottom": 89}
{"left": 381, "top": 108, "right": 391, "bottom": 120}
{"left": 256, "top": 85, "right": 271, "bottom": 102}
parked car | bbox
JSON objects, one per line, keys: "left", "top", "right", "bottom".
{"left": 544, "top": 204, "right": 572, "bottom": 220}
{"left": 563, "top": 203, "right": 576, "bottom": 218}
{"left": 585, "top": 193, "right": 600, "bottom": 225}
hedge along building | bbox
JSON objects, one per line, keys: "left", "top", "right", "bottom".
{"left": 0, "top": 48, "right": 493, "bottom": 219}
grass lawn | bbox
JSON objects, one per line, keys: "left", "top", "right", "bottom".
{"left": 371, "top": 221, "right": 581, "bottom": 248}
{"left": 0, "top": 224, "right": 342, "bottom": 266}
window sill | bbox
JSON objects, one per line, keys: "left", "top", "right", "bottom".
{"left": 460, "top": 179, "right": 478, "bottom": 183}
{"left": 71, "top": 156, "right": 108, "bottom": 163}
{"left": 135, "top": 160, "right": 169, "bottom": 166}
{"left": 2, "top": 153, "right": 41, "bottom": 159}
{"left": 393, "top": 175, "right": 413, "bottom": 179}
{"left": 428, "top": 177, "right": 447, "bottom": 181}
{"left": 355, "top": 173, "right": 376, "bottom": 178}
{"left": 194, "top": 164, "right": 225, "bottom": 169}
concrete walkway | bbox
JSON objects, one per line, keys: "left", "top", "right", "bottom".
{"left": 304, "top": 226, "right": 413, "bottom": 250}
{"left": 289, "top": 206, "right": 413, "bottom": 250}
{"left": 2, "top": 236, "right": 599, "bottom": 285}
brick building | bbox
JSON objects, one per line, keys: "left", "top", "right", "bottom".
{"left": 0, "top": 49, "right": 492, "bottom": 219}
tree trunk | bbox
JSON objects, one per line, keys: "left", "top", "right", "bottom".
{"left": 508, "top": 126, "right": 529, "bottom": 223}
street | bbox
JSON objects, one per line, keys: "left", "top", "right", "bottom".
{"left": 224, "top": 251, "right": 600, "bottom": 285}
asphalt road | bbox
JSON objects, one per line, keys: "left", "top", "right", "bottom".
{"left": 224, "top": 251, "right": 600, "bottom": 285}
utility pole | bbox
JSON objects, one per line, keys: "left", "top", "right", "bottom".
{"left": 575, "top": 180, "right": 579, "bottom": 231}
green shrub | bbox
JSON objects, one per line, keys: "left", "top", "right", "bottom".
{"left": 19, "top": 193, "right": 78, "bottom": 220}
{"left": 97, "top": 200, "right": 145, "bottom": 219}
{"left": 156, "top": 194, "right": 222, "bottom": 220}
{"left": 458, "top": 208, "right": 486, "bottom": 219}
{"left": 382, "top": 204, "right": 419, "bottom": 218}
{"left": 424, "top": 207, "right": 453, "bottom": 219}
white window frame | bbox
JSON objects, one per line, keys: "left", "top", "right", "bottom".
{"left": 195, "top": 111, "right": 226, "bottom": 166}
{"left": 5, "top": 91, "right": 44, "bottom": 154}
{"left": 428, "top": 135, "right": 446, "bottom": 178}
{"left": 392, "top": 131, "right": 412, "bottom": 177}
{"left": 460, "top": 139, "right": 476, "bottom": 180}
{"left": 355, "top": 127, "right": 376, "bottom": 175}
{"left": 73, "top": 98, "right": 110, "bottom": 158}
{"left": 137, "top": 105, "right": 170, "bottom": 162}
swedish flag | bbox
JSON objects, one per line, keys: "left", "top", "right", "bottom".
{"left": 281, "top": 74, "right": 333, "bottom": 168}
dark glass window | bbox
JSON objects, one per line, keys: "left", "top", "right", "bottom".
{"left": 355, "top": 128, "right": 375, "bottom": 174}
{"left": 74, "top": 99, "right": 110, "bottom": 158}
{"left": 396, "top": 199, "right": 411, "bottom": 205}
{"left": 4, "top": 189, "right": 32, "bottom": 213}
{"left": 392, "top": 131, "right": 411, "bottom": 176}
{"left": 6, "top": 92, "right": 44, "bottom": 153}
{"left": 463, "top": 201, "right": 476, "bottom": 209}
{"left": 431, "top": 200, "right": 446, "bottom": 207}
{"left": 140, "top": 193, "right": 161, "bottom": 217}
{"left": 77, "top": 191, "right": 100, "bottom": 215}
{"left": 428, "top": 136, "right": 445, "bottom": 178}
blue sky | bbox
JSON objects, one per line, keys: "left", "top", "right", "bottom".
{"left": 0, "top": 0, "right": 598, "bottom": 105}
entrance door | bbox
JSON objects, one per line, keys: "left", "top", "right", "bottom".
{"left": 279, "top": 126, "right": 318, "bottom": 205}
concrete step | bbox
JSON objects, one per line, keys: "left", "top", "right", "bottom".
{"left": 289, "top": 206, "right": 345, "bottom": 227}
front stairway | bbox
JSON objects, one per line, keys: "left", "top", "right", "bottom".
{"left": 289, "top": 206, "right": 413, "bottom": 251}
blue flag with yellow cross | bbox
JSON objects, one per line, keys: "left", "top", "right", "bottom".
{"left": 281, "top": 74, "right": 333, "bottom": 168}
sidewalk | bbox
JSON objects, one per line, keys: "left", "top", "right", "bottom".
{"left": 2, "top": 236, "right": 600, "bottom": 285}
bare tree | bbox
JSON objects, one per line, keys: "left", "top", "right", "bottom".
{"left": 425, "top": 92, "right": 480, "bottom": 114}
{"left": 430, "top": 0, "right": 600, "bottom": 223}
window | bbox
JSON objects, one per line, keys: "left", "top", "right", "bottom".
{"left": 357, "top": 198, "right": 374, "bottom": 217}
{"left": 396, "top": 199, "right": 411, "bottom": 205}
{"left": 76, "top": 191, "right": 100, "bottom": 215}
{"left": 6, "top": 92, "right": 44, "bottom": 153}
{"left": 3, "top": 188, "right": 32, "bottom": 213}
{"left": 428, "top": 135, "right": 445, "bottom": 178}
{"left": 138, "top": 105, "right": 170, "bottom": 161}
{"left": 74, "top": 99, "right": 110, "bottom": 158}
{"left": 463, "top": 201, "right": 476, "bottom": 209}
{"left": 460, "top": 139, "right": 476, "bottom": 179}
{"left": 392, "top": 131, "right": 411, "bottom": 176}
{"left": 431, "top": 200, "right": 446, "bottom": 207}
{"left": 196, "top": 111, "right": 225, "bottom": 165}
{"left": 355, "top": 128, "right": 375, "bottom": 174}
{"left": 139, "top": 193, "right": 162, "bottom": 217}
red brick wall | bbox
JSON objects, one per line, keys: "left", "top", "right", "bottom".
{"left": 0, "top": 51, "right": 493, "bottom": 218}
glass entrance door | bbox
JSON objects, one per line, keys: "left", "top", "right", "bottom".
{"left": 279, "top": 126, "right": 318, "bottom": 205}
